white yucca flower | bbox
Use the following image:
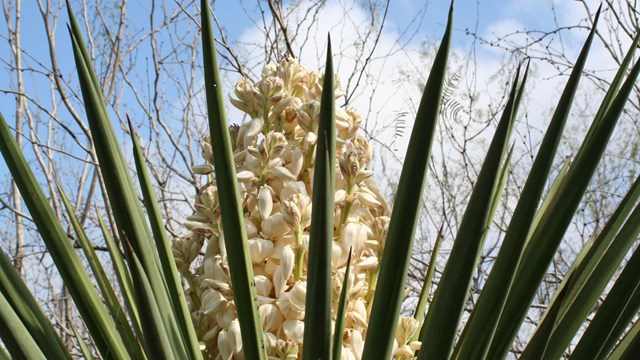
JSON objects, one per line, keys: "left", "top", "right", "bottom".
{"left": 174, "top": 58, "right": 419, "bottom": 359}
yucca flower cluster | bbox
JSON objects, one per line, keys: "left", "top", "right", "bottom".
{"left": 173, "top": 58, "right": 421, "bottom": 359}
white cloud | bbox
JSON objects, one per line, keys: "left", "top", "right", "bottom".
{"left": 232, "top": 0, "right": 429, "bottom": 155}
{"left": 225, "top": 0, "right": 633, "bottom": 177}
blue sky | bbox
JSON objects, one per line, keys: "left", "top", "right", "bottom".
{"left": 0, "top": 0, "right": 606, "bottom": 199}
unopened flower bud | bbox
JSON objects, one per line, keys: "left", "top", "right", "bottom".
{"left": 172, "top": 235, "right": 203, "bottom": 272}
{"left": 282, "top": 319, "right": 304, "bottom": 343}
{"left": 259, "top": 76, "right": 284, "bottom": 101}
{"left": 339, "top": 149, "right": 360, "bottom": 185}
{"left": 282, "top": 194, "right": 312, "bottom": 230}
{"left": 191, "top": 164, "right": 214, "bottom": 175}
{"left": 261, "top": 213, "right": 290, "bottom": 239}
{"left": 275, "top": 339, "right": 298, "bottom": 360}
{"left": 395, "top": 316, "right": 420, "bottom": 346}
{"left": 237, "top": 170, "right": 256, "bottom": 182}
{"left": 200, "top": 185, "right": 218, "bottom": 210}
{"left": 297, "top": 101, "right": 320, "bottom": 133}
{"left": 274, "top": 246, "right": 295, "bottom": 297}
{"left": 357, "top": 187, "right": 383, "bottom": 207}
{"left": 288, "top": 281, "right": 307, "bottom": 313}
{"left": 271, "top": 166, "right": 297, "bottom": 181}
{"left": 201, "top": 137, "right": 214, "bottom": 164}
{"left": 263, "top": 132, "right": 287, "bottom": 159}
{"left": 372, "top": 216, "right": 390, "bottom": 248}
{"left": 217, "top": 329, "right": 233, "bottom": 360}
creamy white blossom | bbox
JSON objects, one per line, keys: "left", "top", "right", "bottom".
{"left": 175, "top": 58, "right": 419, "bottom": 359}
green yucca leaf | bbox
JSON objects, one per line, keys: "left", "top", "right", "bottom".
{"left": 200, "top": 0, "right": 265, "bottom": 358}
{"left": 580, "top": 31, "right": 639, "bottom": 150}
{"left": 303, "top": 35, "right": 336, "bottom": 360}
{"left": 419, "top": 61, "right": 521, "bottom": 360}
{"left": 522, "top": 174, "right": 640, "bottom": 359}
{"left": 488, "top": 38, "right": 640, "bottom": 359}
{"left": 0, "top": 250, "right": 70, "bottom": 359}
{"left": 560, "top": 157, "right": 640, "bottom": 299}
{"left": 332, "top": 248, "right": 353, "bottom": 360}
{"left": 606, "top": 286, "right": 640, "bottom": 355}
{"left": 524, "top": 158, "right": 570, "bottom": 244}
{"left": 455, "top": 11, "right": 599, "bottom": 357}
{"left": 98, "top": 214, "right": 141, "bottom": 332}
{"left": 482, "top": 143, "right": 515, "bottom": 246}
{"left": 126, "top": 247, "right": 176, "bottom": 359}
{"left": 0, "top": 111, "right": 129, "bottom": 357}
{"left": 64, "top": 0, "right": 106, "bottom": 110}
{"left": 449, "top": 144, "right": 516, "bottom": 358}
{"left": 0, "top": 346, "right": 9, "bottom": 360}
{"left": 67, "top": 2, "right": 191, "bottom": 354}
{"left": 69, "top": 28, "right": 186, "bottom": 357}
{"left": 609, "top": 317, "right": 640, "bottom": 360}
{"left": 528, "top": 37, "right": 640, "bottom": 352}
{"left": 71, "top": 325, "right": 96, "bottom": 360}
{"left": 128, "top": 117, "right": 202, "bottom": 359}
{"left": 58, "top": 185, "right": 144, "bottom": 359}
{"left": 524, "top": 272, "right": 574, "bottom": 359}
{"left": 570, "top": 235, "right": 640, "bottom": 359}
{"left": 0, "top": 291, "right": 47, "bottom": 360}
{"left": 413, "top": 227, "right": 443, "bottom": 335}
{"left": 361, "top": 4, "right": 452, "bottom": 359}
{"left": 67, "top": 9, "right": 152, "bottom": 288}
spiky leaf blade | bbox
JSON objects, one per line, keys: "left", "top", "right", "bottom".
{"left": 362, "top": 4, "right": 452, "bottom": 359}
{"left": 0, "top": 112, "right": 129, "bottom": 358}
{"left": 72, "top": 325, "right": 96, "bottom": 360}
{"left": 455, "top": 13, "right": 599, "bottom": 357}
{"left": 609, "top": 317, "right": 640, "bottom": 360}
{"left": 128, "top": 117, "right": 202, "bottom": 359}
{"left": 332, "top": 248, "right": 353, "bottom": 360}
{"left": 413, "top": 228, "right": 443, "bottom": 335}
{"left": 98, "top": 214, "right": 140, "bottom": 331}
{"left": 303, "top": 35, "right": 336, "bottom": 360}
{"left": 570, "top": 239, "right": 640, "bottom": 359}
{"left": 488, "top": 44, "right": 640, "bottom": 360}
{"left": 200, "top": 0, "right": 265, "bottom": 358}
{"left": 127, "top": 247, "right": 176, "bottom": 359}
{"left": 68, "top": 27, "right": 186, "bottom": 356}
{"left": 0, "top": 291, "right": 47, "bottom": 360}
{"left": 0, "top": 250, "right": 70, "bottom": 359}
{"left": 418, "top": 60, "right": 520, "bottom": 360}
{"left": 58, "top": 184, "right": 143, "bottom": 359}
{"left": 522, "top": 175, "right": 640, "bottom": 360}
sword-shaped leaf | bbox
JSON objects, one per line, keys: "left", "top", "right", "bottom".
{"left": 200, "top": 0, "right": 265, "bottom": 358}
{"left": 128, "top": 117, "right": 202, "bottom": 359}
{"left": 362, "top": 4, "right": 452, "bottom": 359}
{"left": 303, "top": 35, "right": 336, "bottom": 360}
{"left": 419, "top": 61, "right": 521, "bottom": 360}
{"left": 58, "top": 185, "right": 143, "bottom": 359}
{"left": 488, "top": 40, "right": 640, "bottom": 360}
{"left": 0, "top": 250, "right": 69, "bottom": 359}
{"left": 0, "top": 291, "right": 47, "bottom": 360}
{"left": 0, "top": 111, "right": 129, "bottom": 358}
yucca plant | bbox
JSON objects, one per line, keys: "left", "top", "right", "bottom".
{"left": 1, "top": 1, "right": 640, "bottom": 359}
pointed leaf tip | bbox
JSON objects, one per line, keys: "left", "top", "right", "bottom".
{"left": 126, "top": 114, "right": 134, "bottom": 134}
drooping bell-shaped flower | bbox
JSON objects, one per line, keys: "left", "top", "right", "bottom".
{"left": 175, "top": 58, "right": 417, "bottom": 359}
